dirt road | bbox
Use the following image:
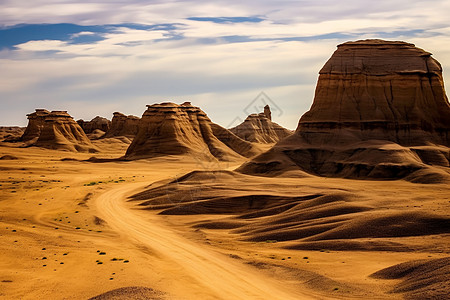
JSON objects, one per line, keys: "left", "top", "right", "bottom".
{"left": 95, "top": 183, "right": 319, "bottom": 300}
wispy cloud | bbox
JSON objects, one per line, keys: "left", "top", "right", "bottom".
{"left": 187, "top": 16, "right": 265, "bottom": 24}
{"left": 0, "top": 23, "right": 185, "bottom": 49}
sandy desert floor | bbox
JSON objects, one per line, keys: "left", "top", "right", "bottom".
{"left": 0, "top": 144, "right": 449, "bottom": 299}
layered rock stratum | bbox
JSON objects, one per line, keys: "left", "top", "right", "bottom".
{"left": 22, "top": 109, "right": 98, "bottom": 152}
{"left": 230, "top": 105, "right": 292, "bottom": 143}
{"left": 239, "top": 40, "right": 450, "bottom": 182}
{"left": 125, "top": 102, "right": 262, "bottom": 160}
{"left": 20, "top": 109, "right": 50, "bottom": 144}
{"left": 104, "top": 112, "right": 140, "bottom": 139}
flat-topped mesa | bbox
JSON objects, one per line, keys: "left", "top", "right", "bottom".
{"left": 230, "top": 105, "right": 292, "bottom": 144}
{"left": 125, "top": 102, "right": 262, "bottom": 160}
{"left": 321, "top": 39, "right": 439, "bottom": 75}
{"left": 20, "top": 109, "right": 50, "bottom": 143}
{"left": 77, "top": 116, "right": 111, "bottom": 135}
{"left": 299, "top": 39, "right": 449, "bottom": 146}
{"left": 21, "top": 110, "right": 98, "bottom": 152}
{"left": 239, "top": 40, "right": 450, "bottom": 182}
{"left": 104, "top": 112, "right": 140, "bottom": 138}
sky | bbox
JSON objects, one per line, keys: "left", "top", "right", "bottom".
{"left": 1, "top": 0, "right": 450, "bottom": 129}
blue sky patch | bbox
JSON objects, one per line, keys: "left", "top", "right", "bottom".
{"left": 0, "top": 22, "right": 432, "bottom": 51}
{"left": 0, "top": 23, "right": 183, "bottom": 49}
{"left": 0, "top": 23, "right": 108, "bottom": 49}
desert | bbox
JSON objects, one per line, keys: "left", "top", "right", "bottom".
{"left": 0, "top": 36, "right": 449, "bottom": 300}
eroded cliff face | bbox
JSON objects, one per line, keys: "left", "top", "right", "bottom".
{"left": 230, "top": 105, "right": 292, "bottom": 144}
{"left": 23, "top": 110, "right": 98, "bottom": 152}
{"left": 299, "top": 39, "right": 449, "bottom": 146}
{"left": 125, "top": 102, "right": 261, "bottom": 160}
{"left": 239, "top": 40, "right": 450, "bottom": 182}
{"left": 21, "top": 109, "right": 50, "bottom": 144}
{"left": 104, "top": 112, "right": 140, "bottom": 138}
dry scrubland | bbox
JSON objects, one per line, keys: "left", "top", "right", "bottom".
{"left": 0, "top": 143, "right": 448, "bottom": 299}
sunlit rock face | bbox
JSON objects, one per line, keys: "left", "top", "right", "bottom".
{"left": 104, "top": 112, "right": 140, "bottom": 138}
{"left": 239, "top": 40, "right": 450, "bottom": 182}
{"left": 230, "top": 105, "right": 293, "bottom": 144}
{"left": 22, "top": 110, "right": 98, "bottom": 152}
{"left": 21, "top": 109, "right": 50, "bottom": 144}
{"left": 125, "top": 102, "right": 261, "bottom": 160}
{"left": 299, "top": 39, "right": 449, "bottom": 146}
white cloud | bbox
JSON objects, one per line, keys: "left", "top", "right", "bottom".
{"left": 71, "top": 31, "right": 96, "bottom": 37}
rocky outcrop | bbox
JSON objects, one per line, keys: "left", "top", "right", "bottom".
{"left": 300, "top": 39, "right": 449, "bottom": 146}
{"left": 22, "top": 110, "right": 98, "bottom": 152}
{"left": 20, "top": 109, "right": 50, "bottom": 144}
{"left": 239, "top": 40, "right": 450, "bottom": 182}
{"left": 77, "top": 116, "right": 111, "bottom": 135}
{"left": 1, "top": 126, "right": 25, "bottom": 142}
{"left": 86, "top": 129, "right": 107, "bottom": 140}
{"left": 125, "top": 102, "right": 262, "bottom": 160}
{"left": 263, "top": 104, "right": 271, "bottom": 120}
{"left": 104, "top": 112, "right": 140, "bottom": 139}
{"left": 230, "top": 105, "right": 292, "bottom": 143}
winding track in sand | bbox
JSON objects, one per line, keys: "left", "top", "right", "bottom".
{"left": 95, "top": 182, "right": 320, "bottom": 300}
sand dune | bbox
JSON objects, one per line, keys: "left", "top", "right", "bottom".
{"left": 96, "top": 183, "right": 317, "bottom": 300}
{"left": 89, "top": 286, "right": 165, "bottom": 300}
{"left": 130, "top": 170, "right": 450, "bottom": 253}
{"left": 371, "top": 257, "right": 450, "bottom": 299}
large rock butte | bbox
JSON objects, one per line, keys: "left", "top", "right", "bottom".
{"left": 125, "top": 102, "right": 262, "bottom": 160}
{"left": 21, "top": 109, "right": 50, "bottom": 144}
{"left": 22, "top": 109, "right": 98, "bottom": 152}
{"left": 239, "top": 40, "right": 450, "bottom": 182}
{"left": 104, "top": 112, "right": 140, "bottom": 139}
{"left": 230, "top": 105, "right": 293, "bottom": 143}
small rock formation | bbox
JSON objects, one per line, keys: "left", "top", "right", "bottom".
{"left": 230, "top": 105, "right": 292, "bottom": 143}
{"left": 0, "top": 126, "right": 25, "bottom": 142}
{"left": 125, "top": 102, "right": 262, "bottom": 160}
{"left": 20, "top": 109, "right": 50, "bottom": 144}
{"left": 239, "top": 40, "right": 450, "bottom": 182}
{"left": 22, "top": 110, "right": 98, "bottom": 152}
{"left": 77, "top": 116, "right": 111, "bottom": 135}
{"left": 104, "top": 112, "right": 140, "bottom": 139}
{"left": 264, "top": 104, "right": 271, "bottom": 120}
